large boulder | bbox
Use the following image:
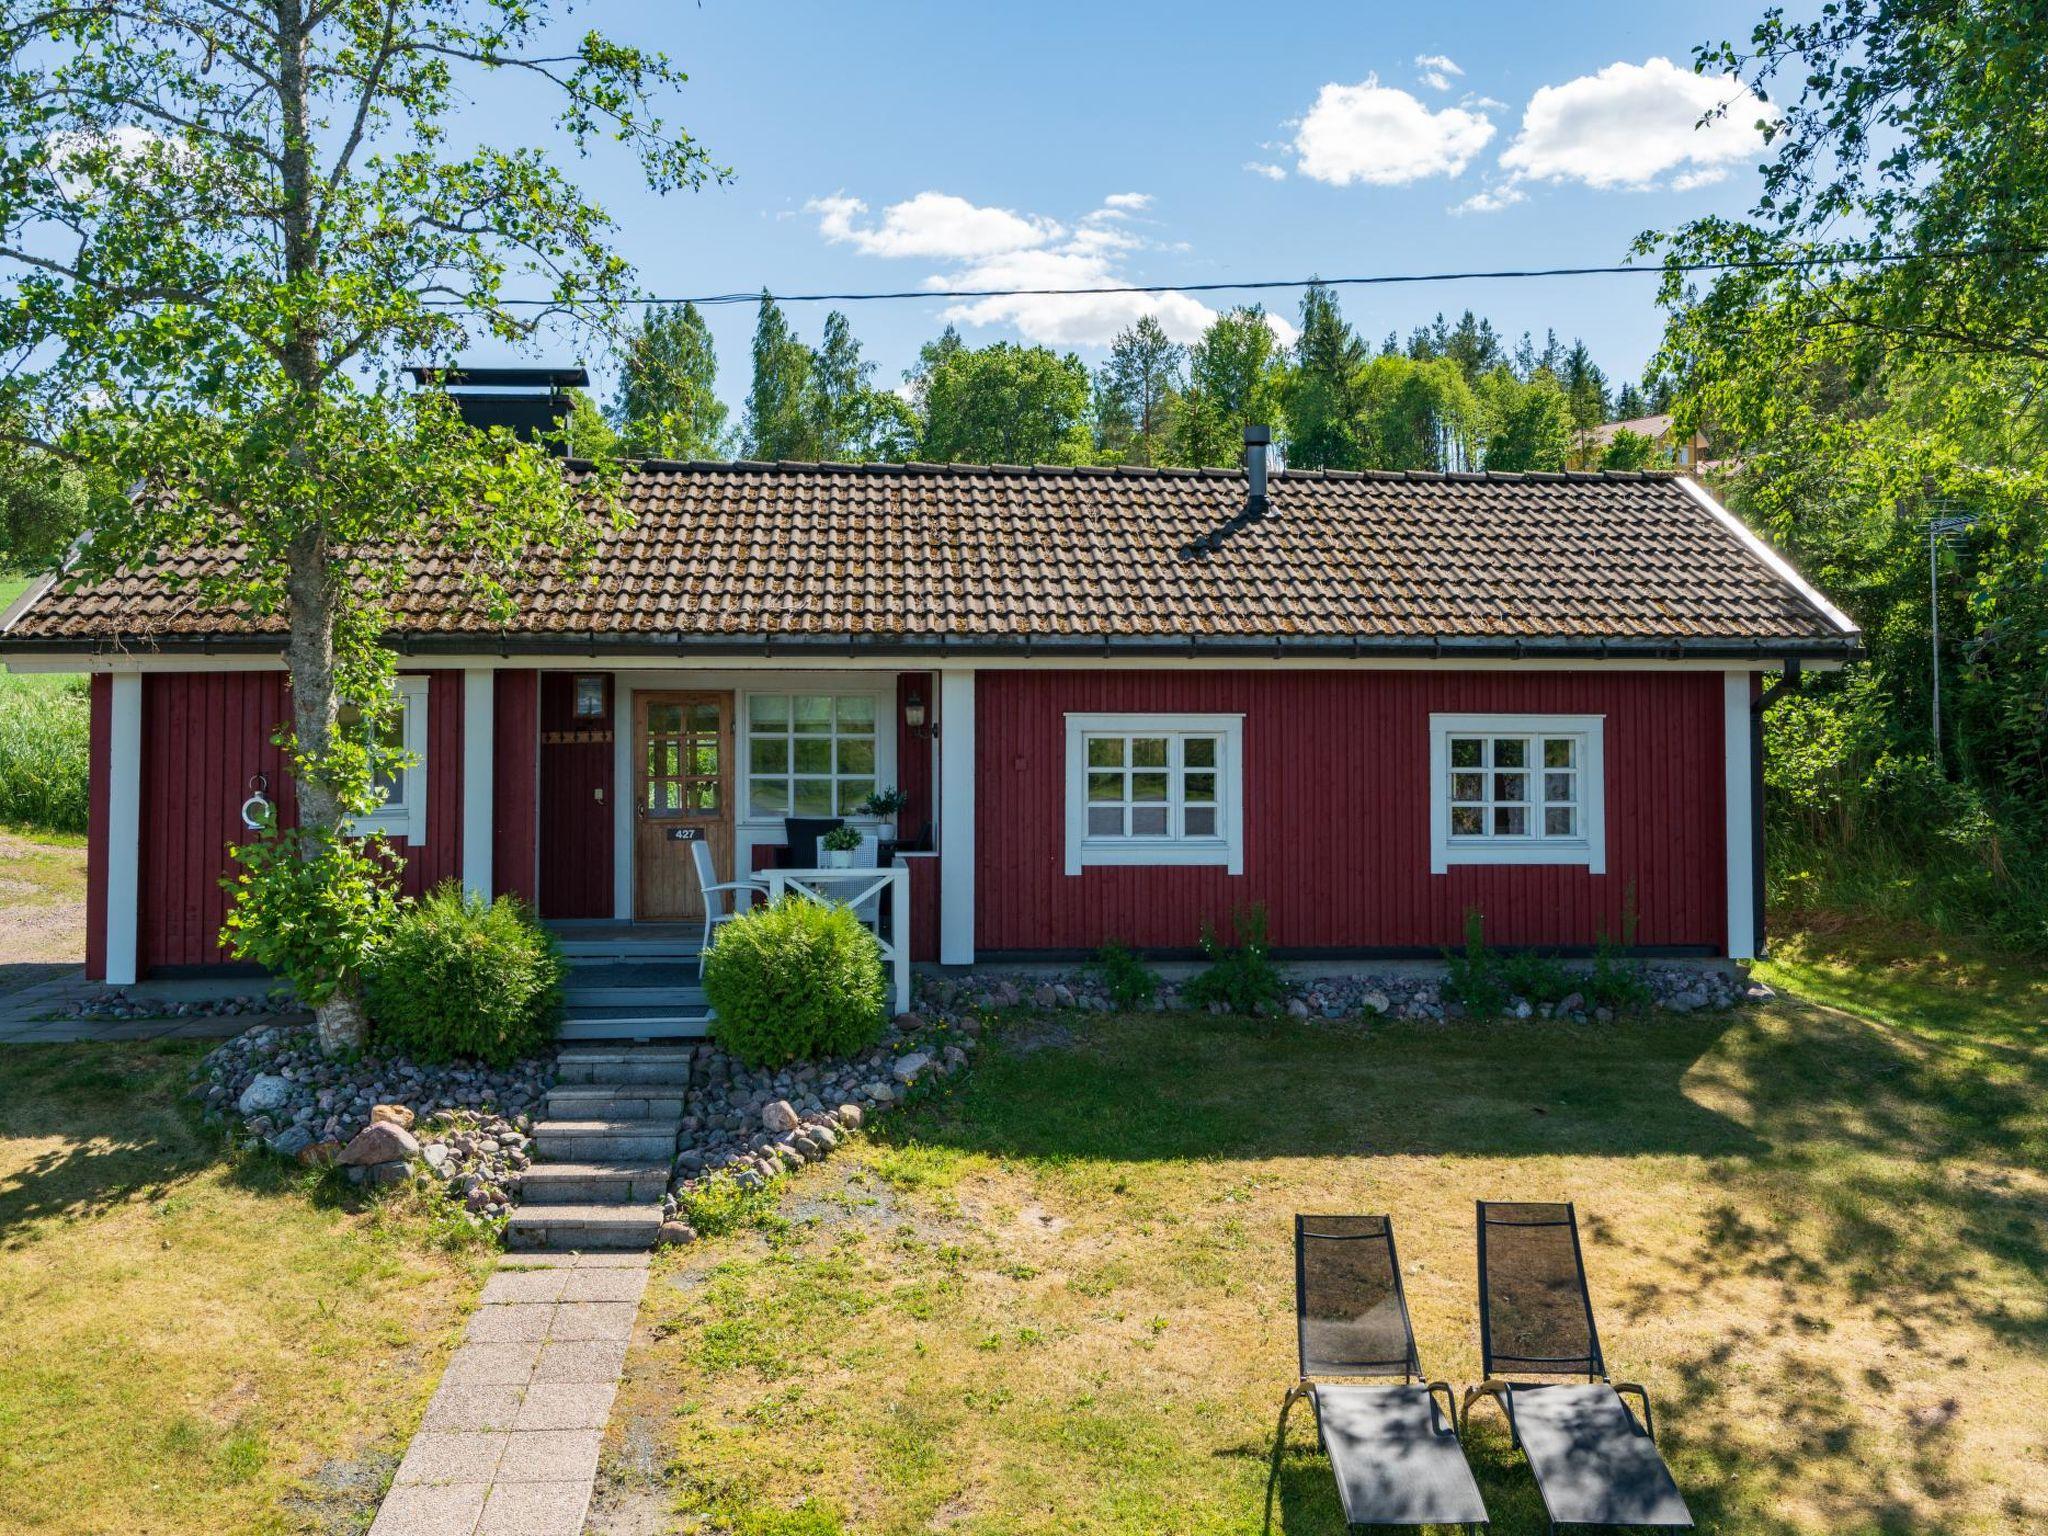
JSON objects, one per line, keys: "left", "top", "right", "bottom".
{"left": 761, "top": 1100, "right": 800, "bottom": 1134}
{"left": 336, "top": 1120, "right": 420, "bottom": 1167}
{"left": 370, "top": 1103, "right": 415, "bottom": 1130}
{"left": 237, "top": 1073, "right": 292, "bottom": 1117}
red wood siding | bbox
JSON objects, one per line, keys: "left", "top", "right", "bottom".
{"left": 974, "top": 669, "right": 1727, "bottom": 954}
{"left": 493, "top": 669, "right": 540, "bottom": 903}
{"left": 84, "top": 674, "right": 111, "bottom": 981}
{"left": 136, "top": 670, "right": 461, "bottom": 971}
{"left": 900, "top": 852, "right": 940, "bottom": 962}
{"left": 894, "top": 671, "right": 934, "bottom": 846}
{"left": 538, "top": 672, "right": 614, "bottom": 918}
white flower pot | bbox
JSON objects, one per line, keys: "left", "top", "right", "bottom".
{"left": 875, "top": 821, "right": 896, "bottom": 843}
{"left": 823, "top": 847, "right": 854, "bottom": 869}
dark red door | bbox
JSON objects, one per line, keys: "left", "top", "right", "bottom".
{"left": 538, "top": 673, "right": 615, "bottom": 918}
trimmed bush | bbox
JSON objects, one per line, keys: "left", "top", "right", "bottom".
{"left": 364, "top": 883, "right": 564, "bottom": 1065}
{"left": 703, "top": 896, "right": 886, "bottom": 1068}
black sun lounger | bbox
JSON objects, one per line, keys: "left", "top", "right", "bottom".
{"left": 1271, "top": 1215, "right": 1489, "bottom": 1531}
{"left": 1465, "top": 1202, "right": 1693, "bottom": 1532}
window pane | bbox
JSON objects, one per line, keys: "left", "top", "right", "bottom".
{"left": 1184, "top": 807, "right": 1217, "bottom": 837}
{"left": 1451, "top": 737, "right": 1484, "bottom": 768}
{"left": 793, "top": 696, "right": 834, "bottom": 733}
{"left": 1130, "top": 772, "right": 1169, "bottom": 803}
{"left": 1087, "top": 771, "right": 1124, "bottom": 803}
{"left": 1184, "top": 737, "right": 1217, "bottom": 768}
{"left": 749, "top": 737, "right": 787, "bottom": 774}
{"left": 1544, "top": 772, "right": 1575, "bottom": 803}
{"left": 1493, "top": 737, "right": 1526, "bottom": 768}
{"left": 661, "top": 742, "right": 679, "bottom": 777}
{"left": 1451, "top": 806, "right": 1484, "bottom": 836}
{"left": 648, "top": 703, "right": 682, "bottom": 735}
{"left": 686, "top": 780, "right": 718, "bottom": 812}
{"left": 836, "top": 695, "right": 876, "bottom": 730}
{"left": 1087, "top": 806, "right": 1123, "bottom": 836}
{"left": 793, "top": 778, "right": 835, "bottom": 815}
{"left": 1130, "top": 737, "right": 1168, "bottom": 768}
{"left": 1184, "top": 772, "right": 1216, "bottom": 802}
{"left": 1131, "top": 806, "right": 1169, "bottom": 835}
{"left": 1544, "top": 737, "right": 1576, "bottom": 768}
{"left": 1451, "top": 771, "right": 1485, "bottom": 802}
{"left": 793, "top": 738, "right": 833, "bottom": 774}
{"left": 1087, "top": 737, "right": 1124, "bottom": 768}
{"left": 837, "top": 778, "right": 875, "bottom": 815}
{"left": 749, "top": 694, "right": 789, "bottom": 729}
{"left": 687, "top": 702, "right": 721, "bottom": 732}
{"left": 837, "top": 738, "right": 875, "bottom": 775}
{"left": 1494, "top": 805, "right": 1528, "bottom": 836}
{"left": 1493, "top": 772, "right": 1527, "bottom": 803}
{"left": 750, "top": 777, "right": 788, "bottom": 816}
{"left": 688, "top": 743, "right": 718, "bottom": 775}
{"left": 1545, "top": 806, "right": 1577, "bottom": 837}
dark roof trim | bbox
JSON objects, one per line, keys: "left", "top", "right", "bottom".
{"left": 0, "top": 629, "right": 1865, "bottom": 663}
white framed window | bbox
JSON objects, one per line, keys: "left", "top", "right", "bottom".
{"left": 743, "top": 691, "right": 886, "bottom": 821}
{"left": 1429, "top": 713, "right": 1604, "bottom": 873}
{"left": 1063, "top": 712, "right": 1244, "bottom": 874}
{"left": 341, "top": 675, "right": 429, "bottom": 843}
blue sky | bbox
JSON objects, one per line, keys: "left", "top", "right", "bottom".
{"left": 463, "top": 0, "right": 1788, "bottom": 415}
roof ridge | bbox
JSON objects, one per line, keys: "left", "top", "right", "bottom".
{"left": 571, "top": 455, "right": 1687, "bottom": 485}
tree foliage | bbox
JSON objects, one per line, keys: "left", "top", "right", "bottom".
{"left": 914, "top": 338, "right": 1094, "bottom": 465}
{"left": 612, "top": 302, "right": 728, "bottom": 459}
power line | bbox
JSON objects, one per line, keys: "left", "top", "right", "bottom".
{"left": 470, "top": 244, "right": 2043, "bottom": 309}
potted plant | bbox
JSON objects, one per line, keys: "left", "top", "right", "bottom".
{"left": 858, "top": 786, "right": 910, "bottom": 842}
{"left": 821, "top": 823, "right": 864, "bottom": 869}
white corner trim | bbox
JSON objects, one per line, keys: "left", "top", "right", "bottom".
{"left": 1672, "top": 474, "right": 1862, "bottom": 639}
{"left": 1723, "top": 672, "right": 1757, "bottom": 960}
{"left": 461, "top": 669, "right": 494, "bottom": 900}
{"left": 1061, "top": 712, "right": 1246, "bottom": 876}
{"left": 938, "top": 668, "right": 976, "bottom": 965}
{"left": 1428, "top": 713, "right": 1606, "bottom": 875}
{"left": 104, "top": 673, "right": 143, "bottom": 986}
{"left": 613, "top": 681, "right": 634, "bottom": 921}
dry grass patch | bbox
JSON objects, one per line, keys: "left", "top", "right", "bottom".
{"left": 615, "top": 932, "right": 2048, "bottom": 1535}
{"left": 0, "top": 1041, "right": 493, "bottom": 1535}
{"left": 0, "top": 826, "right": 86, "bottom": 974}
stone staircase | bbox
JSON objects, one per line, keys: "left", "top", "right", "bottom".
{"left": 505, "top": 1045, "right": 692, "bottom": 1251}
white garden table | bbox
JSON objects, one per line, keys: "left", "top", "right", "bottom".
{"left": 764, "top": 865, "right": 912, "bottom": 1017}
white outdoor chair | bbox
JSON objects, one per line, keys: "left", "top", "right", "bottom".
{"left": 691, "top": 839, "right": 769, "bottom": 976}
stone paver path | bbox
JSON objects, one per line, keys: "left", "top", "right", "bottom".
{"left": 369, "top": 1251, "right": 648, "bottom": 1536}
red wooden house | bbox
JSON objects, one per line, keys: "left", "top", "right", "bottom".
{"left": 0, "top": 429, "right": 1859, "bottom": 1034}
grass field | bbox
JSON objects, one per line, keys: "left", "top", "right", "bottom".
{"left": 0, "top": 1042, "right": 492, "bottom": 1535}
{"left": 610, "top": 927, "right": 2048, "bottom": 1536}
{"left": 0, "top": 574, "right": 87, "bottom": 836}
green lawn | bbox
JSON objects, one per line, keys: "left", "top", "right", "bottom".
{"left": 613, "top": 929, "right": 2048, "bottom": 1536}
{"left": 0, "top": 1042, "right": 493, "bottom": 1535}
{"left": 0, "top": 572, "right": 87, "bottom": 835}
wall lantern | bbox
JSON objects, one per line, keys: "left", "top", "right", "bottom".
{"left": 903, "top": 686, "right": 935, "bottom": 739}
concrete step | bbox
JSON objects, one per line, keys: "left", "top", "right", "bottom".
{"left": 554, "top": 1047, "right": 696, "bottom": 1086}
{"left": 559, "top": 1012, "right": 713, "bottom": 1042}
{"left": 561, "top": 985, "right": 708, "bottom": 1008}
{"left": 519, "top": 1161, "right": 672, "bottom": 1205}
{"left": 533, "top": 1119, "right": 679, "bottom": 1163}
{"left": 545, "top": 1087, "right": 685, "bottom": 1120}
{"left": 556, "top": 939, "right": 700, "bottom": 961}
{"left": 505, "top": 1203, "right": 664, "bottom": 1252}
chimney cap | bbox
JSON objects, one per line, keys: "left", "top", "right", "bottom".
{"left": 1243, "top": 424, "right": 1272, "bottom": 446}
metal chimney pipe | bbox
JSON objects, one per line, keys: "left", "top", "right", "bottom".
{"left": 1244, "top": 424, "right": 1271, "bottom": 505}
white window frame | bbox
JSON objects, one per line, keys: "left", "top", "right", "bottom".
{"left": 1063, "top": 712, "right": 1245, "bottom": 874}
{"left": 346, "top": 675, "right": 429, "bottom": 844}
{"left": 739, "top": 686, "right": 895, "bottom": 827}
{"left": 1429, "top": 713, "right": 1605, "bottom": 874}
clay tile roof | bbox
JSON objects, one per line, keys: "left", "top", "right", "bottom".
{"left": 0, "top": 460, "right": 1860, "bottom": 655}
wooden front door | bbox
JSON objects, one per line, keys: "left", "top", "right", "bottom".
{"left": 538, "top": 673, "right": 615, "bottom": 918}
{"left": 633, "top": 691, "right": 733, "bottom": 921}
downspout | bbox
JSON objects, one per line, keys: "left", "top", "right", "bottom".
{"left": 1752, "top": 658, "right": 1803, "bottom": 957}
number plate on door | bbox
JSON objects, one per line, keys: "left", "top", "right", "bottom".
{"left": 666, "top": 826, "right": 704, "bottom": 842}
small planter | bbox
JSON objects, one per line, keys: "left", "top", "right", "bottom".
{"left": 822, "top": 847, "right": 855, "bottom": 869}
{"left": 875, "top": 821, "right": 897, "bottom": 842}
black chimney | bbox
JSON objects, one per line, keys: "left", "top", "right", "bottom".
{"left": 1244, "top": 423, "right": 1271, "bottom": 514}
{"left": 409, "top": 365, "right": 588, "bottom": 446}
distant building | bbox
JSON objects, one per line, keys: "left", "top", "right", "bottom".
{"left": 1574, "top": 414, "right": 1711, "bottom": 473}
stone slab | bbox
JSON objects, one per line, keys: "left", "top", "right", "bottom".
{"left": 530, "top": 1338, "right": 629, "bottom": 1385}
{"left": 465, "top": 1304, "right": 554, "bottom": 1344}
{"left": 560, "top": 1267, "right": 649, "bottom": 1304}
{"left": 511, "top": 1381, "right": 617, "bottom": 1433}
{"left": 495, "top": 1428, "right": 603, "bottom": 1485}
{"left": 476, "top": 1480, "right": 593, "bottom": 1536}
{"left": 545, "top": 1301, "right": 637, "bottom": 1342}
{"left": 421, "top": 1383, "right": 528, "bottom": 1435}
{"left": 480, "top": 1268, "right": 571, "bottom": 1305}
{"left": 367, "top": 1482, "right": 488, "bottom": 1536}
{"left": 395, "top": 1431, "right": 509, "bottom": 1488}
{"left": 439, "top": 1339, "right": 543, "bottom": 1388}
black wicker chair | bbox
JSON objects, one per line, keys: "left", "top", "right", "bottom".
{"left": 781, "top": 816, "right": 844, "bottom": 870}
{"left": 1270, "top": 1215, "right": 1488, "bottom": 1531}
{"left": 1464, "top": 1202, "right": 1693, "bottom": 1532}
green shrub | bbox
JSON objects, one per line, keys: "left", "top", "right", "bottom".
{"left": 1183, "top": 904, "right": 1286, "bottom": 1014}
{"left": 1088, "top": 941, "right": 1159, "bottom": 1010}
{"left": 1443, "top": 909, "right": 1509, "bottom": 1016}
{"left": 363, "top": 883, "right": 564, "bottom": 1065}
{"left": 703, "top": 896, "right": 887, "bottom": 1068}
{"left": 1499, "top": 948, "right": 1575, "bottom": 1006}
{"left": 0, "top": 671, "right": 88, "bottom": 834}
{"left": 1586, "top": 892, "right": 1653, "bottom": 1013}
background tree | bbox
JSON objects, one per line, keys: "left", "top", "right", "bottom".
{"left": 1598, "top": 427, "right": 1658, "bottom": 470}
{"left": 742, "top": 294, "right": 822, "bottom": 460}
{"left": 1170, "top": 307, "right": 1289, "bottom": 467}
{"left": 1093, "top": 317, "right": 1184, "bottom": 466}
{"left": 1612, "top": 380, "right": 1649, "bottom": 419}
{"left": 809, "top": 310, "right": 915, "bottom": 461}
{"left": 1285, "top": 282, "right": 1366, "bottom": 470}
{"left": 915, "top": 340, "right": 1093, "bottom": 465}
{"left": 1475, "top": 367, "right": 1573, "bottom": 471}
{"left": 611, "top": 302, "right": 728, "bottom": 459}
{"left": 1355, "top": 355, "right": 1478, "bottom": 472}
{"left": 0, "top": 0, "right": 715, "bottom": 1049}
{"left": 0, "top": 434, "right": 90, "bottom": 572}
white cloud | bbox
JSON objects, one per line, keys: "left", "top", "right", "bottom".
{"left": 1293, "top": 76, "right": 1497, "bottom": 186}
{"left": 1415, "top": 53, "right": 1464, "bottom": 92}
{"left": 1498, "top": 57, "right": 1774, "bottom": 191}
{"left": 1244, "top": 160, "right": 1288, "bottom": 181}
{"left": 1452, "top": 184, "right": 1527, "bottom": 215}
{"left": 45, "top": 124, "right": 182, "bottom": 198}
{"left": 808, "top": 190, "right": 1060, "bottom": 259}
{"left": 1102, "top": 191, "right": 1152, "bottom": 211}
